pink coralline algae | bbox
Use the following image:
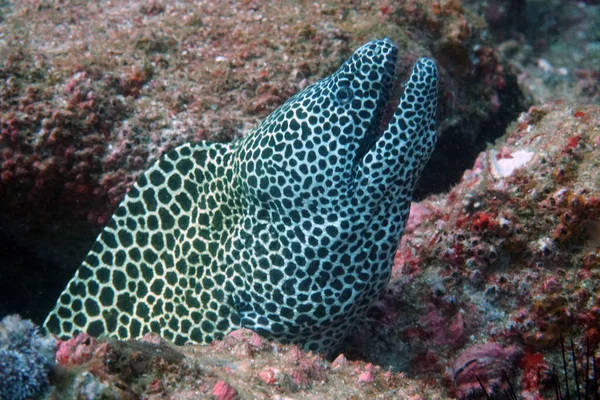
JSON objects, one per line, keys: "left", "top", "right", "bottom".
{"left": 212, "top": 381, "right": 237, "bottom": 400}
{"left": 222, "top": 331, "right": 326, "bottom": 391}
{"left": 417, "top": 308, "right": 469, "bottom": 349}
{"left": 357, "top": 363, "right": 378, "bottom": 383}
{"left": 55, "top": 333, "right": 108, "bottom": 367}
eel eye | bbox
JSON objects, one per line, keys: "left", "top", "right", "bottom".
{"left": 336, "top": 86, "right": 354, "bottom": 105}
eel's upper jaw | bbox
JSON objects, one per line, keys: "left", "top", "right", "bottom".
{"left": 354, "top": 40, "right": 399, "bottom": 162}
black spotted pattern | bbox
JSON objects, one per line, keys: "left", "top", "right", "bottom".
{"left": 44, "top": 38, "right": 439, "bottom": 355}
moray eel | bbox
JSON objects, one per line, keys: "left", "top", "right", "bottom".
{"left": 44, "top": 38, "right": 439, "bottom": 354}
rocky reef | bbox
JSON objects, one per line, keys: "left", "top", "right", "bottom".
{"left": 1, "top": 0, "right": 599, "bottom": 398}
